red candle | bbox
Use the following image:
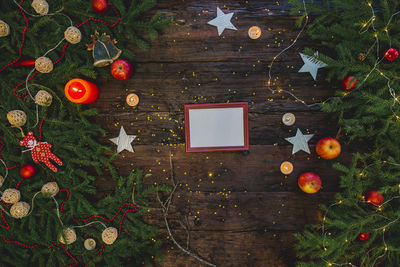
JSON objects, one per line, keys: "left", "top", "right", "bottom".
{"left": 64, "top": 78, "right": 99, "bottom": 104}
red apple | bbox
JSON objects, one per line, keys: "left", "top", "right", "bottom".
{"left": 111, "top": 59, "right": 132, "bottom": 81}
{"left": 298, "top": 172, "right": 321, "bottom": 194}
{"left": 316, "top": 137, "right": 341, "bottom": 160}
{"left": 92, "top": 0, "right": 108, "bottom": 13}
{"left": 20, "top": 164, "right": 36, "bottom": 179}
{"left": 365, "top": 190, "right": 384, "bottom": 206}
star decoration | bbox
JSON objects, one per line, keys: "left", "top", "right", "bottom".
{"left": 207, "top": 7, "right": 237, "bottom": 36}
{"left": 298, "top": 52, "right": 327, "bottom": 80}
{"left": 285, "top": 128, "right": 314, "bottom": 154}
{"left": 109, "top": 126, "right": 137, "bottom": 153}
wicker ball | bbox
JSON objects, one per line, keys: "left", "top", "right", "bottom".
{"left": 41, "top": 182, "right": 59, "bottom": 197}
{"left": 35, "top": 57, "right": 53, "bottom": 73}
{"left": 2, "top": 189, "right": 21, "bottom": 204}
{"left": 10, "top": 201, "right": 30, "bottom": 219}
{"left": 7, "top": 110, "right": 27, "bottom": 127}
{"left": 0, "top": 176, "right": 4, "bottom": 188}
{"left": 59, "top": 228, "right": 77, "bottom": 245}
{"left": 31, "top": 0, "right": 49, "bottom": 15}
{"left": 64, "top": 26, "right": 81, "bottom": 44}
{"left": 84, "top": 238, "right": 96, "bottom": 250}
{"left": 102, "top": 227, "right": 118, "bottom": 245}
{"left": 35, "top": 90, "right": 53, "bottom": 106}
{"left": 0, "top": 20, "right": 10, "bottom": 37}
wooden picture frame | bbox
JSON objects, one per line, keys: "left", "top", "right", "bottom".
{"left": 184, "top": 102, "right": 249, "bottom": 152}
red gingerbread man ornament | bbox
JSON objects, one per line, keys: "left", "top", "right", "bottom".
{"left": 19, "top": 132, "right": 63, "bottom": 172}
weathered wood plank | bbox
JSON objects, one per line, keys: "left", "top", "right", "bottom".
{"left": 95, "top": 145, "right": 348, "bottom": 194}
{"left": 95, "top": 111, "right": 338, "bottom": 145}
{"left": 131, "top": 3, "right": 313, "bottom": 63}
{"left": 155, "top": 230, "right": 297, "bottom": 267}
{"left": 92, "top": 62, "right": 332, "bottom": 114}
{"left": 138, "top": 191, "right": 332, "bottom": 231}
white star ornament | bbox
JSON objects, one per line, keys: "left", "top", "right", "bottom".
{"left": 109, "top": 126, "right": 137, "bottom": 153}
{"left": 298, "top": 52, "right": 327, "bottom": 80}
{"left": 285, "top": 128, "right": 314, "bottom": 154}
{"left": 207, "top": 7, "right": 237, "bottom": 36}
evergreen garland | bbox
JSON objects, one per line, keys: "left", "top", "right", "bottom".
{"left": 289, "top": 0, "right": 400, "bottom": 266}
{"left": 0, "top": 0, "right": 171, "bottom": 266}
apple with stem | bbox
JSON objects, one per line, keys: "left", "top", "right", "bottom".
{"left": 316, "top": 137, "right": 341, "bottom": 160}
{"left": 298, "top": 172, "right": 321, "bottom": 194}
{"left": 111, "top": 59, "right": 133, "bottom": 81}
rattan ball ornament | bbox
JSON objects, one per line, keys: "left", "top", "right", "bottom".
{"left": 1, "top": 189, "right": 21, "bottom": 204}
{"left": 31, "top": 0, "right": 49, "bottom": 15}
{"left": 0, "top": 20, "right": 10, "bottom": 37}
{"left": 102, "top": 227, "right": 118, "bottom": 245}
{"left": 84, "top": 238, "right": 96, "bottom": 250}
{"left": 7, "top": 110, "right": 27, "bottom": 127}
{"left": 41, "top": 182, "right": 59, "bottom": 197}
{"left": 0, "top": 176, "right": 4, "bottom": 188}
{"left": 35, "top": 57, "right": 53, "bottom": 73}
{"left": 64, "top": 26, "right": 82, "bottom": 44}
{"left": 59, "top": 228, "right": 77, "bottom": 245}
{"left": 10, "top": 201, "right": 30, "bottom": 219}
{"left": 35, "top": 90, "right": 53, "bottom": 106}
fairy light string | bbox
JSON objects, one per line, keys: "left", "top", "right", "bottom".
{"left": 9, "top": 0, "right": 121, "bottom": 101}
{"left": 266, "top": 0, "right": 309, "bottom": 105}
{"left": 267, "top": 3, "right": 400, "bottom": 264}
{"left": 0, "top": 184, "right": 138, "bottom": 263}
{"left": 320, "top": 159, "right": 400, "bottom": 266}
{"left": 266, "top": 1, "right": 400, "bottom": 117}
{"left": 0, "top": 1, "right": 137, "bottom": 265}
{"left": 321, "top": 199, "right": 399, "bottom": 267}
{"left": 0, "top": 0, "right": 29, "bottom": 72}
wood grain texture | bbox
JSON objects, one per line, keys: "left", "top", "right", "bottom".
{"left": 93, "top": 1, "right": 341, "bottom": 266}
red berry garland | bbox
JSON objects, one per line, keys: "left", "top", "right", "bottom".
{"left": 384, "top": 48, "right": 399, "bottom": 62}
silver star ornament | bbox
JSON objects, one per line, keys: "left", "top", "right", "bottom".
{"left": 285, "top": 128, "right": 314, "bottom": 154}
{"left": 207, "top": 7, "right": 237, "bottom": 36}
{"left": 110, "top": 126, "right": 137, "bottom": 153}
{"left": 298, "top": 52, "right": 327, "bottom": 80}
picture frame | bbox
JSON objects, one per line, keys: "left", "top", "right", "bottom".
{"left": 184, "top": 102, "right": 249, "bottom": 152}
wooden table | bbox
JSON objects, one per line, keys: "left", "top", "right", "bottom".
{"left": 93, "top": 1, "right": 344, "bottom": 266}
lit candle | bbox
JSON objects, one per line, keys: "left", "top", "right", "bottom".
{"left": 248, "top": 26, "right": 262, "bottom": 39}
{"left": 64, "top": 78, "right": 99, "bottom": 104}
{"left": 280, "top": 161, "right": 294, "bottom": 175}
{"left": 282, "top": 113, "right": 295, "bottom": 126}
